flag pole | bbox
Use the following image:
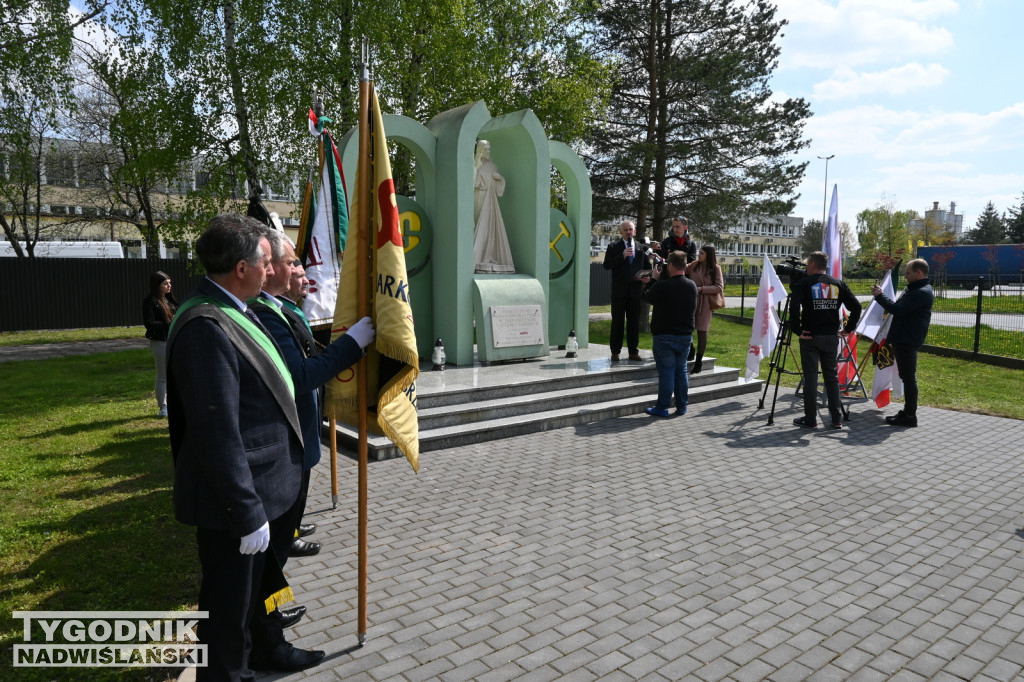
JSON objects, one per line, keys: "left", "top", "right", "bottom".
{"left": 330, "top": 417, "right": 338, "bottom": 508}
{"left": 355, "top": 41, "right": 372, "bottom": 646}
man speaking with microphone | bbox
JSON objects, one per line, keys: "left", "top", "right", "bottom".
{"left": 603, "top": 220, "right": 651, "bottom": 361}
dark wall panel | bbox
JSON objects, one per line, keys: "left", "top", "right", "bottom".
{"left": 0, "top": 258, "right": 205, "bottom": 332}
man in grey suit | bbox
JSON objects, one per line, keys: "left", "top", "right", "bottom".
{"left": 167, "top": 214, "right": 322, "bottom": 680}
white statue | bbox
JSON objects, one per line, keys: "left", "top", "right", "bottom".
{"left": 473, "top": 140, "right": 515, "bottom": 274}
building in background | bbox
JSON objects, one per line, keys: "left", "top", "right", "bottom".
{"left": 0, "top": 137, "right": 302, "bottom": 258}
{"left": 712, "top": 215, "right": 804, "bottom": 276}
{"left": 909, "top": 201, "right": 963, "bottom": 239}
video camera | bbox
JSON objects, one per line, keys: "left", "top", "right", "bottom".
{"left": 774, "top": 256, "right": 806, "bottom": 284}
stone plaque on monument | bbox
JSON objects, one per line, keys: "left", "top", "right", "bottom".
{"left": 490, "top": 305, "right": 544, "bottom": 348}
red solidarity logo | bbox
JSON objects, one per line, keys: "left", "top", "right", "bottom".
{"left": 377, "top": 179, "right": 402, "bottom": 249}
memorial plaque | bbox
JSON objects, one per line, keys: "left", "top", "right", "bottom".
{"left": 490, "top": 305, "right": 545, "bottom": 348}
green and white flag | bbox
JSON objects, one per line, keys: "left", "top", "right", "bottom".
{"left": 299, "top": 109, "right": 349, "bottom": 327}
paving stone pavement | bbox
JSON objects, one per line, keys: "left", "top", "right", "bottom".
{"left": 256, "top": 391, "right": 1024, "bottom": 681}
{"left": 0, "top": 338, "right": 147, "bottom": 363}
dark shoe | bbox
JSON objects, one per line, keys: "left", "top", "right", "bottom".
{"left": 275, "top": 604, "right": 306, "bottom": 628}
{"left": 249, "top": 642, "right": 325, "bottom": 673}
{"left": 691, "top": 360, "right": 703, "bottom": 374}
{"left": 297, "top": 523, "right": 316, "bottom": 538}
{"left": 676, "top": 404, "right": 687, "bottom": 416}
{"left": 289, "top": 538, "right": 321, "bottom": 557}
{"left": 628, "top": 352, "right": 642, "bottom": 361}
{"left": 646, "top": 406, "right": 672, "bottom": 418}
{"left": 886, "top": 412, "right": 918, "bottom": 427}
{"left": 793, "top": 417, "right": 817, "bottom": 428}
{"left": 610, "top": 353, "right": 620, "bottom": 361}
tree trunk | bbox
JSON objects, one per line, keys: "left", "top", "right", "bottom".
{"left": 222, "top": 0, "right": 260, "bottom": 196}
{"left": 636, "top": 0, "right": 660, "bottom": 239}
{"left": 651, "top": 0, "right": 672, "bottom": 243}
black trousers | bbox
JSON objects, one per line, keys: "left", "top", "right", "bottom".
{"left": 610, "top": 284, "right": 643, "bottom": 354}
{"left": 799, "top": 334, "right": 842, "bottom": 424}
{"left": 893, "top": 343, "right": 920, "bottom": 416}
{"left": 196, "top": 527, "right": 264, "bottom": 682}
{"left": 248, "top": 469, "right": 310, "bottom": 650}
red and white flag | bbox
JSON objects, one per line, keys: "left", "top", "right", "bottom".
{"left": 856, "top": 270, "right": 903, "bottom": 407}
{"left": 745, "top": 255, "right": 788, "bottom": 381}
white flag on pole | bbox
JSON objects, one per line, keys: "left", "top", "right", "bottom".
{"left": 822, "top": 184, "right": 841, "bottom": 280}
{"left": 745, "top": 255, "right": 789, "bottom": 381}
{"left": 855, "top": 270, "right": 893, "bottom": 341}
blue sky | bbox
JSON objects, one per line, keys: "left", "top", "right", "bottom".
{"left": 771, "top": 0, "right": 1024, "bottom": 231}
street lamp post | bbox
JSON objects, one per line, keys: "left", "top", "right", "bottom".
{"left": 817, "top": 154, "right": 834, "bottom": 227}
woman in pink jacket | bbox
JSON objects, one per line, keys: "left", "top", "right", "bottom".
{"left": 684, "top": 245, "right": 724, "bottom": 374}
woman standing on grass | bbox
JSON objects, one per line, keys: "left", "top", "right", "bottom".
{"left": 142, "top": 271, "right": 178, "bottom": 417}
{"left": 685, "top": 245, "right": 724, "bottom": 374}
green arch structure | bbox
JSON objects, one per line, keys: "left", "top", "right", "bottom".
{"left": 338, "top": 101, "right": 591, "bottom": 366}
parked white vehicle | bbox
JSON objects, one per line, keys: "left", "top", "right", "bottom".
{"left": 0, "top": 241, "right": 125, "bottom": 258}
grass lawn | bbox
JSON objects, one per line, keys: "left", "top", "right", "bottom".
{"left": 0, "top": 350, "right": 197, "bottom": 681}
{"left": 0, "top": 327, "right": 144, "bottom": 347}
{"left": 931, "top": 293, "right": 1024, "bottom": 314}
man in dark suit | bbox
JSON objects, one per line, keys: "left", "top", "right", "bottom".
{"left": 251, "top": 230, "right": 373, "bottom": 557}
{"left": 245, "top": 229, "right": 374, "bottom": 670}
{"left": 166, "top": 214, "right": 322, "bottom": 680}
{"left": 603, "top": 220, "right": 651, "bottom": 361}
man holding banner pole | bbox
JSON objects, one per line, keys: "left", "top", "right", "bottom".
{"left": 871, "top": 259, "right": 934, "bottom": 427}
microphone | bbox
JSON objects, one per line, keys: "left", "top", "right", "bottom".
{"left": 643, "top": 246, "right": 665, "bottom": 265}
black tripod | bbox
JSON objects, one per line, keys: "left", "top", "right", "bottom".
{"left": 758, "top": 293, "right": 868, "bottom": 425}
{"left": 758, "top": 294, "right": 802, "bottom": 425}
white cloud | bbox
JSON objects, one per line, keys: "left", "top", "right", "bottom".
{"left": 795, "top": 101, "right": 1024, "bottom": 223}
{"left": 813, "top": 63, "right": 950, "bottom": 100}
{"left": 775, "top": 0, "right": 958, "bottom": 71}
{"left": 806, "top": 101, "right": 1024, "bottom": 161}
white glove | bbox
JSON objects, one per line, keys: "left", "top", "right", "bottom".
{"left": 239, "top": 521, "right": 270, "bottom": 555}
{"left": 345, "top": 317, "right": 376, "bottom": 349}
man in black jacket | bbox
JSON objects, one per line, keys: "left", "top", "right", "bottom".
{"left": 655, "top": 215, "right": 698, "bottom": 264}
{"left": 603, "top": 220, "right": 651, "bottom": 361}
{"left": 871, "top": 258, "right": 934, "bottom": 427}
{"left": 642, "top": 251, "right": 698, "bottom": 417}
{"left": 789, "top": 251, "right": 862, "bottom": 429}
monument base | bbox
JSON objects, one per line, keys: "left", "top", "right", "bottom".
{"left": 472, "top": 275, "right": 549, "bottom": 363}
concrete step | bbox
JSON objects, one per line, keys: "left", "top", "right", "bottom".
{"left": 416, "top": 360, "right": 731, "bottom": 430}
{"left": 326, "top": 347, "right": 762, "bottom": 462}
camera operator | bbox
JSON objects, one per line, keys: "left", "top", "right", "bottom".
{"left": 789, "top": 251, "right": 862, "bottom": 429}
{"left": 641, "top": 251, "right": 698, "bottom": 417}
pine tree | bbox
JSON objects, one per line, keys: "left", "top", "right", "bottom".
{"left": 963, "top": 201, "right": 1005, "bottom": 244}
{"left": 587, "top": 0, "right": 811, "bottom": 241}
{"left": 1005, "top": 192, "right": 1024, "bottom": 244}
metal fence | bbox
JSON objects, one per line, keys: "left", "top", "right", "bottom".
{"left": 589, "top": 262, "right": 612, "bottom": 307}
{"left": 6, "top": 261, "right": 1022, "bottom": 362}
{"left": 0, "top": 258, "right": 205, "bottom": 332}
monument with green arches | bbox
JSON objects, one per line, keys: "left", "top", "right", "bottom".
{"left": 338, "top": 100, "right": 591, "bottom": 366}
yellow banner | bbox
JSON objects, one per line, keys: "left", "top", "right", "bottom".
{"left": 325, "top": 83, "right": 420, "bottom": 472}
